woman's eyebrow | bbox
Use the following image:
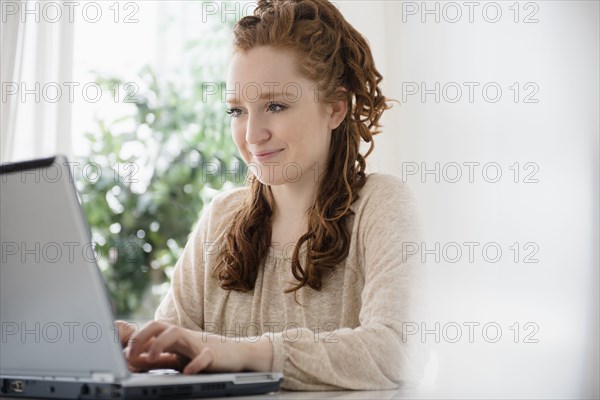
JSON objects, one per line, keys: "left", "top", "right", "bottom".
{"left": 226, "top": 92, "right": 286, "bottom": 105}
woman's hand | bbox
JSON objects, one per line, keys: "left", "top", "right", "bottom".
{"left": 123, "top": 321, "right": 274, "bottom": 374}
{"left": 115, "top": 320, "right": 183, "bottom": 372}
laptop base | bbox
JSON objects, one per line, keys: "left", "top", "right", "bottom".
{"left": 1, "top": 376, "right": 282, "bottom": 399}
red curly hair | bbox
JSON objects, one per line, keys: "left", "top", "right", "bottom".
{"left": 214, "top": 0, "right": 392, "bottom": 295}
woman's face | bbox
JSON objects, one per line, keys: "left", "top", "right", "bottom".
{"left": 226, "top": 46, "right": 337, "bottom": 187}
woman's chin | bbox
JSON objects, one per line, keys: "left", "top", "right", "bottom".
{"left": 256, "top": 177, "right": 284, "bottom": 187}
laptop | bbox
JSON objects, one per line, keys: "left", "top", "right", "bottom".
{"left": 0, "top": 155, "right": 283, "bottom": 399}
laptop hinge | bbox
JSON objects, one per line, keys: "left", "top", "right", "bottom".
{"left": 90, "top": 372, "right": 115, "bottom": 383}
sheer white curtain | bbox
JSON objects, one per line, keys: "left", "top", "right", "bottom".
{"left": 0, "top": 0, "right": 74, "bottom": 163}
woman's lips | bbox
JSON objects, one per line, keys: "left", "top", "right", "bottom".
{"left": 253, "top": 149, "right": 284, "bottom": 162}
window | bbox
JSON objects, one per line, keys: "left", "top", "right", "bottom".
{"left": 72, "top": 1, "right": 249, "bottom": 320}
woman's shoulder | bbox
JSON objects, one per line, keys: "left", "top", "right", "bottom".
{"left": 351, "top": 172, "right": 423, "bottom": 241}
{"left": 359, "top": 172, "right": 417, "bottom": 206}
{"left": 363, "top": 171, "right": 405, "bottom": 187}
{"left": 199, "top": 185, "right": 249, "bottom": 237}
{"left": 352, "top": 172, "right": 422, "bottom": 229}
{"left": 209, "top": 184, "right": 249, "bottom": 211}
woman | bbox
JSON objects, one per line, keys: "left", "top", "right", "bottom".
{"left": 120, "top": 0, "right": 425, "bottom": 391}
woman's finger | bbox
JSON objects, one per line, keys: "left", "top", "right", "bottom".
{"left": 115, "top": 320, "right": 139, "bottom": 348}
{"left": 127, "top": 321, "right": 169, "bottom": 358}
{"left": 123, "top": 339, "right": 157, "bottom": 372}
{"left": 147, "top": 325, "right": 195, "bottom": 361}
{"left": 183, "top": 348, "right": 215, "bottom": 374}
{"left": 124, "top": 336, "right": 155, "bottom": 359}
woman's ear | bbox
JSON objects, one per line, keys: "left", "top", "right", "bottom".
{"left": 328, "top": 87, "right": 348, "bottom": 130}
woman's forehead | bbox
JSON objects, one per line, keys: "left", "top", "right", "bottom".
{"left": 226, "top": 47, "right": 315, "bottom": 104}
{"left": 224, "top": 82, "right": 310, "bottom": 105}
{"left": 227, "top": 47, "right": 304, "bottom": 82}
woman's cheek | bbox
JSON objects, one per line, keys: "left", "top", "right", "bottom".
{"left": 231, "top": 128, "right": 248, "bottom": 160}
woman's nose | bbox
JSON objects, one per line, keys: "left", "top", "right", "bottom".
{"left": 245, "top": 113, "right": 270, "bottom": 144}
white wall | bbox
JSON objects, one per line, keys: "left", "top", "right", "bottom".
{"left": 338, "top": 1, "right": 599, "bottom": 397}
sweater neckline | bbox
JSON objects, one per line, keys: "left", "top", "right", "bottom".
{"left": 266, "top": 242, "right": 307, "bottom": 262}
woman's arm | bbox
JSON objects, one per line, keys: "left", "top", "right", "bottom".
{"left": 125, "top": 320, "right": 274, "bottom": 373}
{"left": 124, "top": 191, "right": 277, "bottom": 374}
{"left": 153, "top": 201, "right": 214, "bottom": 329}
{"left": 117, "top": 201, "right": 213, "bottom": 371}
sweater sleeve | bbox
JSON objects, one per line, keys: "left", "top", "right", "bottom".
{"left": 154, "top": 201, "right": 213, "bottom": 330}
{"left": 263, "top": 175, "right": 427, "bottom": 391}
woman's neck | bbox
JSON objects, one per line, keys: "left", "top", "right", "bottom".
{"left": 269, "top": 176, "right": 319, "bottom": 224}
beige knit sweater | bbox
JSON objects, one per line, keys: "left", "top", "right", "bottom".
{"left": 155, "top": 173, "right": 426, "bottom": 391}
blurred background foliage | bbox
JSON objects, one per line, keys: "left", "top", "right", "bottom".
{"left": 75, "top": 14, "right": 245, "bottom": 319}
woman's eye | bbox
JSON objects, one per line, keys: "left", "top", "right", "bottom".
{"left": 226, "top": 108, "right": 243, "bottom": 118}
{"left": 267, "top": 103, "right": 287, "bottom": 113}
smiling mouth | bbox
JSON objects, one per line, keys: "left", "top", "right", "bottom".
{"left": 253, "top": 149, "right": 284, "bottom": 161}
{"left": 255, "top": 150, "right": 282, "bottom": 156}
{"left": 254, "top": 149, "right": 283, "bottom": 156}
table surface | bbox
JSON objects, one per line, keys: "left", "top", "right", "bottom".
{"left": 0, "top": 389, "right": 461, "bottom": 400}
{"left": 224, "top": 388, "right": 437, "bottom": 400}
